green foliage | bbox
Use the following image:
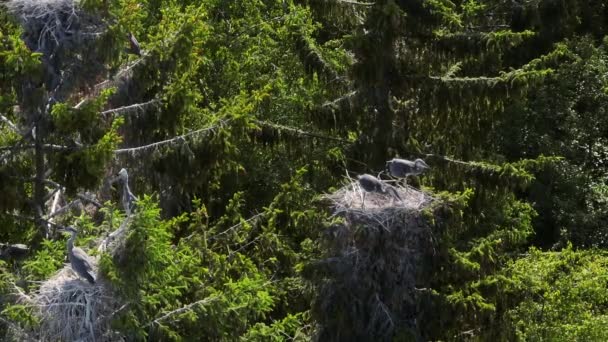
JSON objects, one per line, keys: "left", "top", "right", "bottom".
{"left": 504, "top": 247, "right": 608, "bottom": 341}
{"left": 21, "top": 240, "right": 64, "bottom": 284}
{"left": 2, "top": 0, "right": 608, "bottom": 340}
{"left": 241, "top": 312, "right": 311, "bottom": 341}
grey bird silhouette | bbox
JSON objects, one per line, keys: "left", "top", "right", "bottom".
{"left": 127, "top": 32, "right": 142, "bottom": 56}
{"left": 386, "top": 158, "right": 430, "bottom": 186}
{"left": 59, "top": 226, "right": 96, "bottom": 284}
{"left": 357, "top": 174, "right": 401, "bottom": 207}
{"left": 112, "top": 168, "right": 137, "bottom": 215}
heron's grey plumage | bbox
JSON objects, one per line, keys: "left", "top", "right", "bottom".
{"left": 358, "top": 174, "right": 385, "bottom": 193}
{"left": 61, "top": 226, "right": 96, "bottom": 284}
{"left": 386, "top": 158, "right": 430, "bottom": 178}
{"left": 128, "top": 32, "right": 142, "bottom": 56}
{"left": 113, "top": 168, "right": 137, "bottom": 215}
{"left": 357, "top": 174, "right": 401, "bottom": 206}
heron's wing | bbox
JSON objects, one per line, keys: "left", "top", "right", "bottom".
{"left": 71, "top": 247, "right": 94, "bottom": 272}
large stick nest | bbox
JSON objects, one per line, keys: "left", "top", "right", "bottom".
{"left": 9, "top": 264, "right": 123, "bottom": 342}
{"left": 4, "top": 0, "right": 110, "bottom": 99}
{"left": 312, "top": 181, "right": 436, "bottom": 341}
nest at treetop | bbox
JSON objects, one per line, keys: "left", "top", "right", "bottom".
{"left": 3, "top": 0, "right": 121, "bottom": 101}
{"left": 7, "top": 263, "right": 123, "bottom": 342}
{"left": 312, "top": 180, "right": 436, "bottom": 341}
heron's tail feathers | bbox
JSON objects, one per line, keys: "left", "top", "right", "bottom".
{"left": 85, "top": 271, "right": 96, "bottom": 284}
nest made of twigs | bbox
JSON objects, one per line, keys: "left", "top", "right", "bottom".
{"left": 10, "top": 263, "right": 123, "bottom": 342}
{"left": 4, "top": 0, "right": 111, "bottom": 101}
{"left": 327, "top": 180, "right": 432, "bottom": 212}
{"left": 4, "top": 0, "right": 106, "bottom": 55}
{"left": 312, "top": 181, "right": 437, "bottom": 341}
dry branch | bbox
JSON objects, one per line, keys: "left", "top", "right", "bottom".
{"left": 254, "top": 120, "right": 353, "bottom": 144}
{"left": 101, "top": 99, "right": 160, "bottom": 117}
{"left": 0, "top": 113, "right": 21, "bottom": 135}
{"left": 146, "top": 296, "right": 219, "bottom": 328}
{"left": 114, "top": 120, "right": 230, "bottom": 156}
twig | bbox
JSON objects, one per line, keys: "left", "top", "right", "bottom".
{"left": 100, "top": 99, "right": 160, "bottom": 117}
{"left": 321, "top": 91, "right": 357, "bottom": 108}
{"left": 0, "top": 143, "right": 72, "bottom": 152}
{"left": 145, "top": 296, "right": 219, "bottom": 328}
{"left": 76, "top": 194, "right": 102, "bottom": 208}
{"left": 254, "top": 120, "right": 352, "bottom": 144}
{"left": 204, "top": 213, "right": 265, "bottom": 241}
{"left": 0, "top": 113, "right": 21, "bottom": 135}
{"left": 423, "top": 153, "right": 471, "bottom": 166}
{"left": 227, "top": 235, "right": 264, "bottom": 258}
{"left": 337, "top": 0, "right": 375, "bottom": 6}
{"left": 46, "top": 199, "right": 81, "bottom": 220}
{"left": 114, "top": 120, "right": 229, "bottom": 155}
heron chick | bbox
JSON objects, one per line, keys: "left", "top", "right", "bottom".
{"left": 112, "top": 168, "right": 137, "bottom": 215}
{"left": 386, "top": 158, "right": 430, "bottom": 186}
{"left": 357, "top": 174, "right": 401, "bottom": 207}
{"left": 59, "top": 226, "right": 96, "bottom": 284}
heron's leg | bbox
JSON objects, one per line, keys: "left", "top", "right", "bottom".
{"left": 362, "top": 192, "right": 366, "bottom": 209}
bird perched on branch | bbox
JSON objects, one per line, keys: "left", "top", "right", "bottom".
{"left": 59, "top": 226, "right": 96, "bottom": 284}
{"left": 357, "top": 174, "right": 401, "bottom": 207}
{"left": 112, "top": 168, "right": 137, "bottom": 215}
{"left": 386, "top": 158, "right": 430, "bottom": 186}
{"left": 127, "top": 32, "right": 142, "bottom": 56}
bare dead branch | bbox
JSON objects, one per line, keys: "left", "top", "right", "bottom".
{"left": 114, "top": 120, "right": 229, "bottom": 155}
{"left": 146, "top": 296, "right": 219, "bottom": 328}
{"left": 254, "top": 120, "right": 353, "bottom": 144}
{"left": 100, "top": 99, "right": 160, "bottom": 117}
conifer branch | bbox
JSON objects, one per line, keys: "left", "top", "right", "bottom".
{"left": 0, "top": 143, "right": 72, "bottom": 152}
{"left": 205, "top": 212, "right": 265, "bottom": 242}
{"left": 337, "top": 0, "right": 375, "bottom": 6}
{"left": 254, "top": 120, "right": 353, "bottom": 144}
{"left": 91, "top": 6, "right": 205, "bottom": 100}
{"left": 322, "top": 91, "right": 358, "bottom": 108}
{"left": 146, "top": 296, "right": 219, "bottom": 327}
{"left": 101, "top": 99, "right": 160, "bottom": 117}
{"left": 114, "top": 120, "right": 230, "bottom": 155}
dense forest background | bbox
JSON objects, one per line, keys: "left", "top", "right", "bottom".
{"left": 1, "top": 0, "right": 608, "bottom": 340}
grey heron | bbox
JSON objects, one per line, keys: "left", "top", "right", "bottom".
{"left": 59, "top": 226, "right": 96, "bottom": 284}
{"left": 112, "top": 168, "right": 137, "bottom": 215}
{"left": 386, "top": 158, "right": 430, "bottom": 186}
{"left": 127, "top": 32, "right": 142, "bottom": 56}
{"left": 357, "top": 174, "right": 401, "bottom": 207}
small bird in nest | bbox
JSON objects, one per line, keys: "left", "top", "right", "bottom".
{"left": 357, "top": 174, "right": 401, "bottom": 208}
{"left": 386, "top": 158, "right": 430, "bottom": 188}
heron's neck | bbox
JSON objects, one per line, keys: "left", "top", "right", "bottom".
{"left": 123, "top": 181, "right": 131, "bottom": 194}
{"left": 67, "top": 232, "right": 76, "bottom": 252}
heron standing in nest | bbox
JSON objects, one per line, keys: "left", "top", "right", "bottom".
{"left": 386, "top": 158, "right": 430, "bottom": 187}
{"left": 357, "top": 174, "right": 401, "bottom": 208}
{"left": 59, "top": 226, "right": 96, "bottom": 284}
